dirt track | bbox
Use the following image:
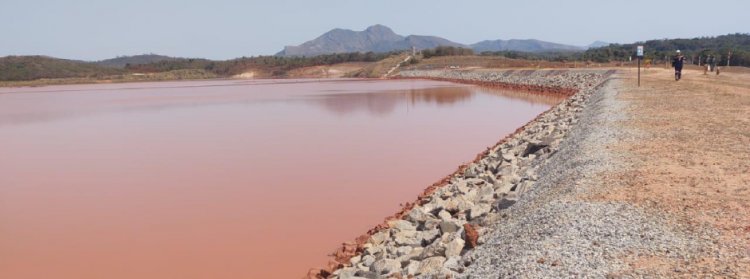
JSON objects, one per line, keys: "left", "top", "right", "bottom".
{"left": 601, "top": 67, "right": 750, "bottom": 276}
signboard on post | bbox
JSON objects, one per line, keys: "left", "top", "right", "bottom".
{"left": 636, "top": 46, "right": 644, "bottom": 87}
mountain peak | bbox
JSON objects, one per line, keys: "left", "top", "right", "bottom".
{"left": 365, "top": 24, "right": 393, "bottom": 33}
{"left": 276, "top": 25, "right": 584, "bottom": 56}
{"left": 277, "top": 25, "right": 463, "bottom": 57}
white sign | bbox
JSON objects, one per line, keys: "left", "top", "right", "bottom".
{"left": 637, "top": 46, "right": 644, "bottom": 57}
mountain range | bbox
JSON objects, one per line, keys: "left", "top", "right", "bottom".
{"left": 277, "top": 24, "right": 606, "bottom": 57}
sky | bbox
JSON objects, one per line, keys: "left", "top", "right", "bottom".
{"left": 1, "top": 0, "right": 748, "bottom": 61}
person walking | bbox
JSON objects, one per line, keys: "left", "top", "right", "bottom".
{"left": 704, "top": 55, "right": 710, "bottom": 75}
{"left": 672, "top": 50, "right": 685, "bottom": 81}
{"left": 710, "top": 55, "right": 718, "bottom": 73}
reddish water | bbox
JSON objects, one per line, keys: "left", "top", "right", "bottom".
{"left": 0, "top": 79, "right": 562, "bottom": 279}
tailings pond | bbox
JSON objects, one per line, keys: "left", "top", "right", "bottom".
{"left": 0, "top": 79, "right": 563, "bottom": 278}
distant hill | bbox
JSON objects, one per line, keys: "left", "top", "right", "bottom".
{"left": 277, "top": 25, "right": 590, "bottom": 56}
{"left": 471, "top": 39, "right": 584, "bottom": 53}
{"left": 583, "top": 33, "right": 750, "bottom": 66}
{"left": 95, "top": 54, "right": 179, "bottom": 68}
{"left": 587, "top": 41, "right": 610, "bottom": 49}
{"left": 277, "top": 25, "right": 466, "bottom": 57}
{"left": 0, "top": 55, "right": 124, "bottom": 81}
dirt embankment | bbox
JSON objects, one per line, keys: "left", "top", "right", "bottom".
{"left": 463, "top": 68, "right": 749, "bottom": 278}
{"left": 595, "top": 68, "right": 750, "bottom": 276}
{"left": 309, "top": 69, "right": 612, "bottom": 278}
{"left": 284, "top": 62, "right": 371, "bottom": 78}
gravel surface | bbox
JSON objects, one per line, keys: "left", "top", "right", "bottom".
{"left": 461, "top": 79, "right": 718, "bottom": 278}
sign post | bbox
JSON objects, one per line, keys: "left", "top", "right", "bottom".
{"left": 637, "top": 46, "right": 644, "bottom": 87}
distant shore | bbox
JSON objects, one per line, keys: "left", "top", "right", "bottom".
{"left": 0, "top": 69, "right": 219, "bottom": 88}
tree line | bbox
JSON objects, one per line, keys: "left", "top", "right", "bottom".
{"left": 125, "top": 51, "right": 399, "bottom": 76}
{"left": 0, "top": 52, "right": 403, "bottom": 81}
{"left": 581, "top": 33, "right": 750, "bottom": 66}
{"left": 421, "top": 46, "right": 474, "bottom": 59}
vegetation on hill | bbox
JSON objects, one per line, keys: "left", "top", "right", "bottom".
{"left": 478, "top": 50, "right": 579, "bottom": 62}
{"left": 125, "top": 51, "right": 398, "bottom": 77}
{"left": 421, "top": 46, "right": 475, "bottom": 59}
{"left": 1, "top": 51, "right": 401, "bottom": 83}
{"left": 94, "top": 54, "right": 178, "bottom": 68}
{"left": 0, "top": 56, "right": 124, "bottom": 81}
{"left": 582, "top": 33, "right": 750, "bottom": 66}
{"left": 473, "top": 34, "right": 750, "bottom": 67}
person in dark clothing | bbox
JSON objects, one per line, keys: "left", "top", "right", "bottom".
{"left": 672, "top": 50, "right": 685, "bottom": 81}
{"left": 710, "top": 55, "right": 718, "bottom": 72}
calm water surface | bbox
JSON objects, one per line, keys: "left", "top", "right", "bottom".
{"left": 0, "top": 79, "right": 562, "bottom": 278}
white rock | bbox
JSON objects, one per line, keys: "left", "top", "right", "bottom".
{"left": 369, "top": 231, "right": 389, "bottom": 245}
{"left": 417, "top": 256, "right": 446, "bottom": 275}
{"left": 438, "top": 210, "right": 452, "bottom": 221}
{"left": 445, "top": 237, "right": 465, "bottom": 257}
{"left": 420, "top": 229, "right": 440, "bottom": 244}
{"left": 444, "top": 256, "right": 462, "bottom": 271}
{"left": 370, "top": 259, "right": 401, "bottom": 276}
{"left": 336, "top": 267, "right": 360, "bottom": 279}
{"left": 439, "top": 221, "right": 461, "bottom": 234}
{"left": 388, "top": 219, "right": 416, "bottom": 231}
{"left": 406, "top": 260, "right": 420, "bottom": 275}
{"left": 393, "top": 230, "right": 421, "bottom": 247}
{"left": 362, "top": 255, "right": 376, "bottom": 267}
{"left": 395, "top": 246, "right": 413, "bottom": 257}
{"left": 468, "top": 203, "right": 491, "bottom": 220}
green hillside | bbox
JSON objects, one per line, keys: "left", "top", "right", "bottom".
{"left": 125, "top": 51, "right": 397, "bottom": 76}
{"left": 94, "top": 54, "right": 179, "bottom": 68}
{"left": 583, "top": 33, "right": 750, "bottom": 66}
{"left": 0, "top": 51, "right": 400, "bottom": 83}
{"left": 0, "top": 56, "right": 124, "bottom": 81}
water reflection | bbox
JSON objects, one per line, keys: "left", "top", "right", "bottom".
{"left": 478, "top": 87, "right": 564, "bottom": 106}
{"left": 0, "top": 80, "right": 564, "bottom": 127}
{"left": 309, "top": 86, "right": 563, "bottom": 116}
{"left": 310, "top": 86, "right": 474, "bottom": 116}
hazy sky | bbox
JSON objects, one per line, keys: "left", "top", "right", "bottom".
{"left": 2, "top": 0, "right": 748, "bottom": 61}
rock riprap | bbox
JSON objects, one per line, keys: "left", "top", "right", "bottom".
{"left": 319, "top": 69, "right": 610, "bottom": 279}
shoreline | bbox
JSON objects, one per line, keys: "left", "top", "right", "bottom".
{"left": 391, "top": 76, "right": 577, "bottom": 97}
{"left": 310, "top": 69, "right": 613, "bottom": 278}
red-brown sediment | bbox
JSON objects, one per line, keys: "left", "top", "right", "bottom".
{"left": 306, "top": 77, "right": 583, "bottom": 279}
